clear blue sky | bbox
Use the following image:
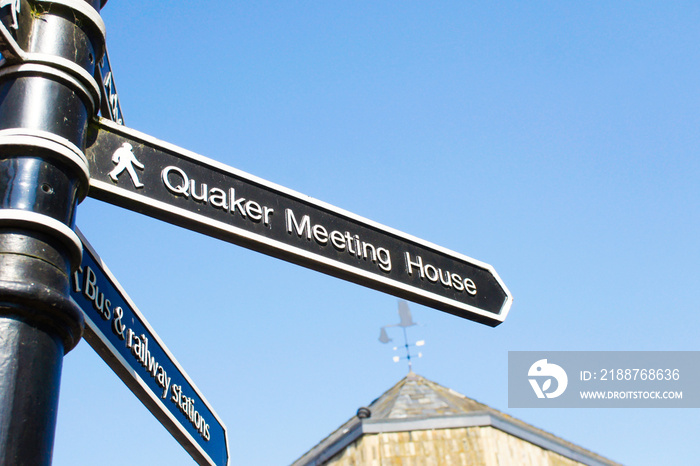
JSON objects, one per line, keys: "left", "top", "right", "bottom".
{"left": 53, "top": 2, "right": 699, "bottom": 465}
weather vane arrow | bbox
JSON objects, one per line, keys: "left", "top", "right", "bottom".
{"left": 380, "top": 301, "right": 425, "bottom": 372}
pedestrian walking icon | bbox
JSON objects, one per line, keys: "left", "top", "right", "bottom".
{"left": 109, "top": 142, "right": 145, "bottom": 188}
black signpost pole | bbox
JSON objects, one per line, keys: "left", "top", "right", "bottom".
{"left": 0, "top": 0, "right": 106, "bottom": 464}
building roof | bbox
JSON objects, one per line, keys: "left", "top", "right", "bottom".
{"left": 291, "top": 372, "right": 621, "bottom": 466}
{"left": 366, "top": 371, "right": 492, "bottom": 420}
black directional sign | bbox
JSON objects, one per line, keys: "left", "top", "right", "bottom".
{"left": 71, "top": 230, "right": 229, "bottom": 466}
{"left": 95, "top": 47, "right": 124, "bottom": 125}
{"left": 85, "top": 117, "right": 512, "bottom": 326}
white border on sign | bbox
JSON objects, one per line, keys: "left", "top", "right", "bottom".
{"left": 90, "top": 118, "right": 513, "bottom": 324}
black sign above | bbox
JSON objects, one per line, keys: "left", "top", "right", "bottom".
{"left": 96, "top": 47, "right": 124, "bottom": 125}
{"left": 85, "top": 118, "right": 512, "bottom": 326}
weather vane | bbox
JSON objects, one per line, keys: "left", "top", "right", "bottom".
{"left": 379, "top": 300, "right": 425, "bottom": 372}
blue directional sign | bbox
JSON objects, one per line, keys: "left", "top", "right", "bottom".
{"left": 71, "top": 230, "right": 229, "bottom": 466}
